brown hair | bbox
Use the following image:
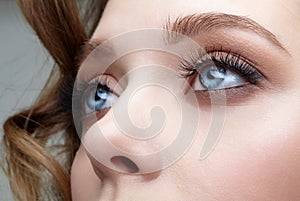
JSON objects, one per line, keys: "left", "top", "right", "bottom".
{"left": 1, "top": 0, "right": 108, "bottom": 200}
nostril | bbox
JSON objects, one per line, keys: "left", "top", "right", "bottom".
{"left": 110, "top": 156, "right": 139, "bottom": 173}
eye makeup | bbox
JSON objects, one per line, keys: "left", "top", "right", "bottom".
{"left": 191, "top": 28, "right": 291, "bottom": 88}
{"left": 183, "top": 48, "right": 263, "bottom": 78}
{"left": 179, "top": 46, "right": 265, "bottom": 89}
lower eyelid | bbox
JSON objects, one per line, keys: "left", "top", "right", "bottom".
{"left": 194, "top": 83, "right": 265, "bottom": 105}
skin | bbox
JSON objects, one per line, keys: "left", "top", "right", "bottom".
{"left": 71, "top": 0, "right": 300, "bottom": 200}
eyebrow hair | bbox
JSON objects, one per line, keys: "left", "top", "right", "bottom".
{"left": 77, "top": 12, "right": 288, "bottom": 66}
{"left": 164, "top": 13, "right": 286, "bottom": 50}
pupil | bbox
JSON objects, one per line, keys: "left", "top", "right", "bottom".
{"left": 209, "top": 66, "right": 226, "bottom": 79}
{"left": 207, "top": 70, "right": 215, "bottom": 80}
{"left": 200, "top": 66, "right": 227, "bottom": 89}
{"left": 95, "top": 84, "right": 110, "bottom": 101}
{"left": 85, "top": 84, "right": 112, "bottom": 112}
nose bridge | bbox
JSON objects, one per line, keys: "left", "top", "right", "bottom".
{"left": 110, "top": 50, "right": 185, "bottom": 131}
{"left": 112, "top": 63, "right": 184, "bottom": 138}
{"left": 118, "top": 81, "right": 170, "bottom": 134}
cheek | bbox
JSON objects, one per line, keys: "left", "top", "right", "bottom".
{"left": 163, "top": 91, "right": 300, "bottom": 200}
{"left": 216, "top": 136, "right": 300, "bottom": 200}
{"left": 71, "top": 146, "right": 102, "bottom": 201}
{"left": 204, "top": 95, "right": 300, "bottom": 199}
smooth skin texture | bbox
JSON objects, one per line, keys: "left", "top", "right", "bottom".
{"left": 71, "top": 0, "right": 300, "bottom": 200}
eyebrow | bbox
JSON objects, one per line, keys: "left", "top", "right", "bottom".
{"left": 77, "top": 12, "right": 288, "bottom": 66}
{"left": 165, "top": 13, "right": 286, "bottom": 49}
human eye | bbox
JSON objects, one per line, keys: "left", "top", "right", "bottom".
{"left": 82, "top": 75, "right": 119, "bottom": 115}
{"left": 179, "top": 49, "right": 265, "bottom": 93}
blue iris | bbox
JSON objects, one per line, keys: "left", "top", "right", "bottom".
{"left": 86, "top": 84, "right": 116, "bottom": 111}
{"left": 199, "top": 66, "right": 226, "bottom": 89}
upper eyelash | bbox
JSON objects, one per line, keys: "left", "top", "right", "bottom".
{"left": 178, "top": 48, "right": 264, "bottom": 84}
{"left": 75, "top": 74, "right": 113, "bottom": 95}
{"left": 73, "top": 76, "right": 108, "bottom": 109}
{"left": 75, "top": 47, "right": 264, "bottom": 101}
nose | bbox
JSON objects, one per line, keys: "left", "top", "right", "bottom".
{"left": 81, "top": 66, "right": 199, "bottom": 175}
{"left": 83, "top": 82, "right": 181, "bottom": 174}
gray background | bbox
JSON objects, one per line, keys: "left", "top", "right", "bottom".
{"left": 0, "top": 1, "right": 52, "bottom": 200}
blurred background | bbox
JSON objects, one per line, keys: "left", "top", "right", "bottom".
{"left": 0, "top": 1, "right": 52, "bottom": 200}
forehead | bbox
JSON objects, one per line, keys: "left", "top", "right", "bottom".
{"left": 94, "top": 0, "right": 299, "bottom": 31}
{"left": 92, "top": 0, "right": 300, "bottom": 57}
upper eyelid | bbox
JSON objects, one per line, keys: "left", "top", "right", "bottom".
{"left": 203, "top": 48, "right": 264, "bottom": 77}
{"left": 180, "top": 49, "right": 255, "bottom": 70}
{"left": 207, "top": 50, "right": 255, "bottom": 68}
{"left": 205, "top": 45, "right": 259, "bottom": 68}
{"left": 91, "top": 74, "right": 124, "bottom": 96}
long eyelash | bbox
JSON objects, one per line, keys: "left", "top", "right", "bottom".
{"left": 73, "top": 75, "right": 110, "bottom": 113}
{"left": 179, "top": 47, "right": 264, "bottom": 84}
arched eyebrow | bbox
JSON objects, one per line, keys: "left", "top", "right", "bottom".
{"left": 164, "top": 13, "right": 287, "bottom": 51}
{"left": 77, "top": 12, "right": 289, "bottom": 66}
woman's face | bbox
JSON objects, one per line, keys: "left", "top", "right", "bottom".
{"left": 71, "top": 0, "right": 300, "bottom": 200}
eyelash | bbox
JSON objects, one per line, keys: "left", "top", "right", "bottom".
{"left": 72, "top": 76, "right": 116, "bottom": 132}
{"left": 74, "top": 47, "right": 266, "bottom": 117}
{"left": 178, "top": 48, "right": 264, "bottom": 86}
